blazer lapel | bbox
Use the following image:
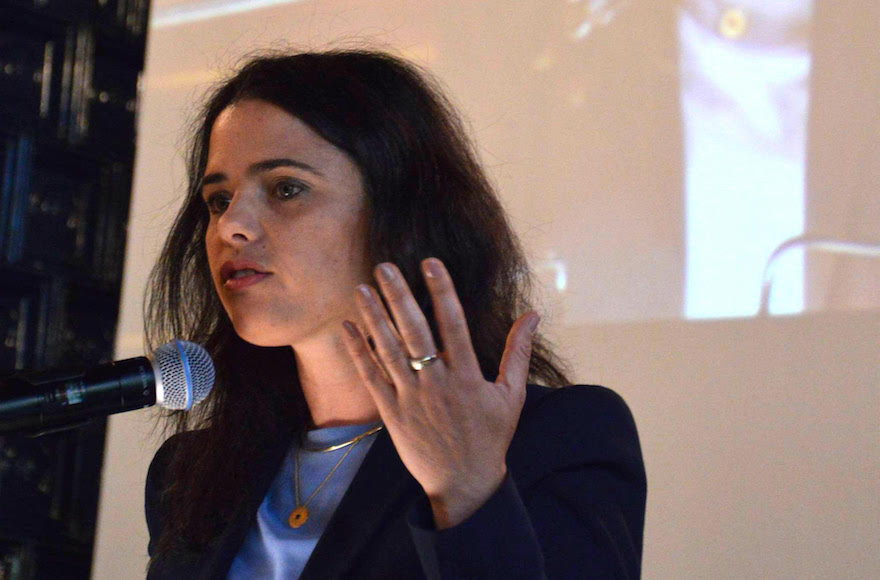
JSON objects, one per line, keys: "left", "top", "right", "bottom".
{"left": 300, "top": 429, "right": 419, "bottom": 579}
{"left": 190, "top": 388, "right": 552, "bottom": 579}
{"left": 198, "top": 431, "right": 296, "bottom": 580}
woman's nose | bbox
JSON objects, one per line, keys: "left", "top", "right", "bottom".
{"left": 216, "top": 193, "right": 261, "bottom": 244}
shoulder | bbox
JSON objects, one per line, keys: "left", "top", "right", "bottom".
{"left": 146, "top": 429, "right": 213, "bottom": 502}
{"left": 145, "top": 430, "right": 206, "bottom": 554}
{"left": 508, "top": 385, "right": 644, "bottom": 485}
{"left": 521, "top": 384, "right": 638, "bottom": 436}
{"left": 523, "top": 383, "right": 633, "bottom": 413}
{"left": 510, "top": 386, "right": 647, "bottom": 575}
{"left": 146, "top": 430, "right": 204, "bottom": 490}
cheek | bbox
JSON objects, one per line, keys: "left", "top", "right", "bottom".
{"left": 204, "top": 237, "right": 218, "bottom": 273}
{"left": 204, "top": 231, "right": 224, "bottom": 287}
{"left": 337, "top": 207, "right": 372, "bottom": 277}
{"left": 328, "top": 230, "right": 371, "bottom": 285}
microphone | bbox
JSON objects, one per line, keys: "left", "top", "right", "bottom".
{"left": 0, "top": 340, "right": 215, "bottom": 436}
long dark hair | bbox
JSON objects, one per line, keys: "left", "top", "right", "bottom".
{"left": 145, "top": 49, "right": 571, "bottom": 562}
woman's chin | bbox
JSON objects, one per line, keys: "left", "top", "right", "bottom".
{"left": 231, "top": 319, "right": 294, "bottom": 348}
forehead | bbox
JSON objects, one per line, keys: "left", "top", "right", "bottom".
{"left": 206, "top": 99, "right": 349, "bottom": 172}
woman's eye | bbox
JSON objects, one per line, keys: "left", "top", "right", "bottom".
{"left": 204, "top": 192, "right": 230, "bottom": 215}
{"left": 274, "top": 180, "right": 306, "bottom": 200}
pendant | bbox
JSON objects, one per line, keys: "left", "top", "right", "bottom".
{"left": 289, "top": 505, "right": 309, "bottom": 528}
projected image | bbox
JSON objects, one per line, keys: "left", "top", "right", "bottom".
{"left": 541, "top": 0, "right": 880, "bottom": 322}
{"left": 145, "top": 0, "right": 879, "bottom": 325}
{"left": 678, "top": 1, "right": 813, "bottom": 318}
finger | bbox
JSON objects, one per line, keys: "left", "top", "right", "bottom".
{"left": 361, "top": 329, "right": 394, "bottom": 385}
{"left": 496, "top": 312, "right": 539, "bottom": 392}
{"left": 374, "top": 262, "right": 439, "bottom": 362}
{"left": 341, "top": 320, "right": 398, "bottom": 412}
{"left": 421, "top": 258, "right": 481, "bottom": 373}
{"left": 355, "top": 283, "right": 424, "bottom": 388}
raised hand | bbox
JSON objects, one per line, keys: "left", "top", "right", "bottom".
{"left": 341, "top": 257, "right": 539, "bottom": 529}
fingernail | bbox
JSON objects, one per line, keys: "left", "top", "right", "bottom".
{"left": 376, "top": 263, "right": 394, "bottom": 283}
{"left": 357, "top": 284, "right": 372, "bottom": 299}
{"left": 528, "top": 314, "right": 540, "bottom": 334}
{"left": 423, "top": 258, "right": 442, "bottom": 279}
{"left": 342, "top": 320, "right": 359, "bottom": 338}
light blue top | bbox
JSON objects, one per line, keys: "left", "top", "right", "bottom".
{"left": 226, "top": 421, "right": 383, "bottom": 580}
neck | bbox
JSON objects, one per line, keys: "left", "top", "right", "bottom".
{"left": 293, "top": 327, "right": 380, "bottom": 429}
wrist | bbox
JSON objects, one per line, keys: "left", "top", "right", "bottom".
{"left": 427, "top": 466, "right": 507, "bottom": 529}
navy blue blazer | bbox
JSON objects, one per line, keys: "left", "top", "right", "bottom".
{"left": 145, "top": 384, "right": 646, "bottom": 579}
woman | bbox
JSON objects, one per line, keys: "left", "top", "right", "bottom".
{"left": 144, "top": 50, "right": 646, "bottom": 579}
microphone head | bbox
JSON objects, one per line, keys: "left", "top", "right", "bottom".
{"left": 152, "top": 340, "right": 215, "bottom": 410}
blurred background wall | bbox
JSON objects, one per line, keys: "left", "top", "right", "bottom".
{"left": 93, "top": 0, "right": 879, "bottom": 578}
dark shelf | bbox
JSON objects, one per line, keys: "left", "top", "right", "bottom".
{"left": 0, "top": 1, "right": 147, "bottom": 577}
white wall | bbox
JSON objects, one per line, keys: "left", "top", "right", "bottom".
{"left": 557, "top": 313, "right": 879, "bottom": 579}
{"left": 91, "top": 1, "right": 880, "bottom": 578}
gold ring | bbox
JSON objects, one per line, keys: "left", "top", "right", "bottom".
{"left": 409, "top": 353, "right": 440, "bottom": 371}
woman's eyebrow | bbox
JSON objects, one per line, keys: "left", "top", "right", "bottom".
{"left": 250, "top": 158, "right": 324, "bottom": 177}
{"left": 200, "top": 158, "right": 325, "bottom": 188}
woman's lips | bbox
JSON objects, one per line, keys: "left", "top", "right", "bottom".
{"left": 223, "top": 271, "right": 271, "bottom": 290}
{"left": 220, "top": 260, "right": 271, "bottom": 290}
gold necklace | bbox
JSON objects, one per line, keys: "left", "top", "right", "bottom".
{"left": 288, "top": 423, "right": 384, "bottom": 528}
{"left": 300, "top": 422, "right": 384, "bottom": 453}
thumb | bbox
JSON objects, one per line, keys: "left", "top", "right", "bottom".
{"left": 496, "top": 312, "right": 540, "bottom": 391}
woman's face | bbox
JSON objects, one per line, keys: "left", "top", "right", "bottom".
{"left": 202, "top": 99, "right": 372, "bottom": 347}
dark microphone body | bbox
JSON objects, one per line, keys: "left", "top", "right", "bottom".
{"left": 0, "top": 340, "right": 214, "bottom": 436}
